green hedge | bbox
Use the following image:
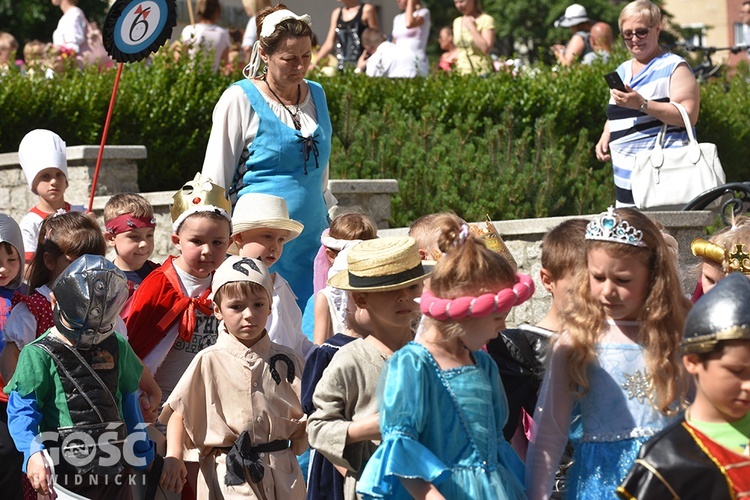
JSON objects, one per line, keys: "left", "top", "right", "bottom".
{"left": 0, "top": 53, "right": 747, "bottom": 227}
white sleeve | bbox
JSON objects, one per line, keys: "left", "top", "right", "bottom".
{"left": 201, "top": 85, "right": 255, "bottom": 191}
{"left": 322, "top": 164, "right": 337, "bottom": 210}
{"left": 242, "top": 17, "right": 258, "bottom": 48}
{"left": 525, "top": 339, "right": 577, "bottom": 500}
{"left": 3, "top": 303, "right": 38, "bottom": 350}
{"left": 19, "top": 215, "right": 39, "bottom": 260}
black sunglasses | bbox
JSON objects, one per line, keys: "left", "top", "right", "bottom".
{"left": 621, "top": 28, "right": 650, "bottom": 40}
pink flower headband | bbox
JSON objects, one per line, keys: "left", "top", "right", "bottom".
{"left": 420, "top": 273, "right": 535, "bottom": 321}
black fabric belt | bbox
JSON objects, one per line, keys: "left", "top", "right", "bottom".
{"left": 225, "top": 432, "right": 290, "bottom": 486}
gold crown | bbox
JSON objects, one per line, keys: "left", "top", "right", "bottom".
{"left": 728, "top": 243, "right": 750, "bottom": 274}
{"left": 468, "top": 215, "right": 518, "bottom": 271}
{"left": 170, "top": 173, "right": 232, "bottom": 231}
{"left": 691, "top": 237, "right": 725, "bottom": 266}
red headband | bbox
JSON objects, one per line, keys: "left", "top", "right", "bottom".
{"left": 105, "top": 214, "right": 156, "bottom": 235}
{"left": 420, "top": 273, "right": 535, "bottom": 321}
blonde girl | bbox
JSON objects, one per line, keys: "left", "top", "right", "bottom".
{"left": 357, "top": 213, "right": 531, "bottom": 499}
{"left": 526, "top": 207, "right": 691, "bottom": 499}
{"left": 690, "top": 215, "right": 750, "bottom": 301}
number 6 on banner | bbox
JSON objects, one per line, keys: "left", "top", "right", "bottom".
{"left": 103, "top": 0, "right": 177, "bottom": 63}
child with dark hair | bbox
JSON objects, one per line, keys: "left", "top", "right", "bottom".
{"left": 159, "top": 256, "right": 306, "bottom": 498}
{"left": 103, "top": 192, "right": 159, "bottom": 296}
{"left": 617, "top": 273, "right": 750, "bottom": 499}
{"left": 5, "top": 255, "right": 155, "bottom": 498}
{"left": 0, "top": 211, "right": 108, "bottom": 382}
{"left": 0, "top": 214, "right": 25, "bottom": 500}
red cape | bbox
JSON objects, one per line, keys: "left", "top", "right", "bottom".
{"left": 125, "top": 256, "right": 212, "bottom": 359}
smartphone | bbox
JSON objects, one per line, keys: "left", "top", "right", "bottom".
{"left": 604, "top": 71, "right": 627, "bottom": 92}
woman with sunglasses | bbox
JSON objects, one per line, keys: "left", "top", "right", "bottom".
{"left": 594, "top": 0, "right": 699, "bottom": 208}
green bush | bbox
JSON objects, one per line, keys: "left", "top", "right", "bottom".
{"left": 0, "top": 53, "right": 747, "bottom": 227}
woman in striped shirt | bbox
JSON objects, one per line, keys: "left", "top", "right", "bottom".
{"left": 595, "top": 0, "right": 699, "bottom": 207}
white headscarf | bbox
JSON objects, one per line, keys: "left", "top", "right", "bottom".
{"left": 243, "top": 9, "right": 312, "bottom": 79}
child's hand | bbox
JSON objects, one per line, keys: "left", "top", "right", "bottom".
{"left": 159, "top": 456, "right": 187, "bottom": 494}
{"left": 27, "top": 451, "right": 50, "bottom": 496}
{"left": 139, "top": 392, "right": 159, "bottom": 423}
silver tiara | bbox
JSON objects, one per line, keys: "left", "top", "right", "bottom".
{"left": 585, "top": 206, "right": 646, "bottom": 247}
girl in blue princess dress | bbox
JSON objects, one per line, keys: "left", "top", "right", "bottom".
{"left": 525, "top": 207, "right": 691, "bottom": 499}
{"left": 357, "top": 213, "right": 533, "bottom": 499}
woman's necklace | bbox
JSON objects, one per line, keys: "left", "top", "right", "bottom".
{"left": 265, "top": 79, "right": 302, "bottom": 131}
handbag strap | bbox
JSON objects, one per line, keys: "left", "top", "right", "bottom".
{"left": 650, "top": 101, "right": 701, "bottom": 167}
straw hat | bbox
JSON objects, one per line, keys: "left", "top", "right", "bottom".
{"left": 228, "top": 193, "right": 304, "bottom": 255}
{"left": 328, "top": 236, "right": 428, "bottom": 292}
{"left": 18, "top": 129, "right": 69, "bottom": 194}
{"left": 555, "top": 4, "right": 590, "bottom": 27}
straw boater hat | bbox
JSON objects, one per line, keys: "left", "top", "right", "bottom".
{"left": 554, "top": 4, "right": 590, "bottom": 27}
{"left": 328, "top": 236, "right": 428, "bottom": 292}
{"left": 18, "top": 129, "right": 69, "bottom": 194}
{"left": 228, "top": 193, "right": 304, "bottom": 255}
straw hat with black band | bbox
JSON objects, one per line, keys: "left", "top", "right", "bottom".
{"left": 328, "top": 236, "right": 428, "bottom": 292}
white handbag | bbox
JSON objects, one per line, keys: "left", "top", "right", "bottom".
{"left": 631, "top": 101, "right": 725, "bottom": 210}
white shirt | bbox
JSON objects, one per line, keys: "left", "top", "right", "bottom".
{"left": 201, "top": 83, "right": 336, "bottom": 208}
{"left": 241, "top": 16, "right": 258, "bottom": 49}
{"left": 180, "top": 23, "right": 231, "bottom": 72}
{"left": 52, "top": 6, "right": 88, "bottom": 53}
{"left": 366, "top": 41, "right": 420, "bottom": 78}
{"left": 266, "top": 273, "right": 314, "bottom": 360}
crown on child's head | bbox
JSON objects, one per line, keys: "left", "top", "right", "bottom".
{"left": 170, "top": 173, "right": 232, "bottom": 232}
{"left": 728, "top": 243, "right": 750, "bottom": 274}
{"left": 585, "top": 206, "right": 645, "bottom": 248}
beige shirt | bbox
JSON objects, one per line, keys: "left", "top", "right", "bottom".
{"left": 161, "top": 325, "right": 307, "bottom": 499}
{"left": 307, "top": 339, "right": 389, "bottom": 500}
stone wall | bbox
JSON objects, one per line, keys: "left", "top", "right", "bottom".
{"left": 0, "top": 144, "right": 716, "bottom": 328}
{"left": 0, "top": 145, "right": 144, "bottom": 222}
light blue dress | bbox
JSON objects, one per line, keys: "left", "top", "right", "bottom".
{"left": 233, "top": 79, "right": 332, "bottom": 312}
{"left": 566, "top": 344, "right": 676, "bottom": 498}
{"left": 357, "top": 342, "right": 526, "bottom": 499}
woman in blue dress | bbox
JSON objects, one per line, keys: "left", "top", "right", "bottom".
{"left": 357, "top": 214, "right": 534, "bottom": 499}
{"left": 202, "top": 4, "right": 334, "bottom": 311}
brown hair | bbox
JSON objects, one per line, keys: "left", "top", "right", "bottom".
{"left": 562, "top": 208, "right": 691, "bottom": 415}
{"left": 541, "top": 219, "right": 588, "bottom": 281}
{"left": 214, "top": 280, "right": 270, "bottom": 307}
{"left": 103, "top": 193, "right": 154, "bottom": 222}
{"left": 27, "top": 212, "right": 107, "bottom": 291}
{"left": 256, "top": 4, "right": 313, "bottom": 56}
{"left": 196, "top": 0, "right": 222, "bottom": 22}
{"left": 329, "top": 212, "right": 378, "bottom": 241}
{"left": 427, "top": 213, "right": 516, "bottom": 341}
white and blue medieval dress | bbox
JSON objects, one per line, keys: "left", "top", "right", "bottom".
{"left": 202, "top": 78, "right": 334, "bottom": 312}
